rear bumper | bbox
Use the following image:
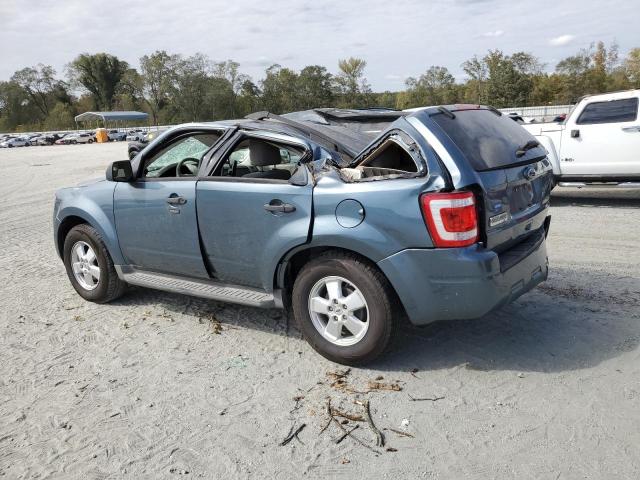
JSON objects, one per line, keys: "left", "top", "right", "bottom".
{"left": 377, "top": 229, "right": 549, "bottom": 325}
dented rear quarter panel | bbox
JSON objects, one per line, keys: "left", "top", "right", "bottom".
{"left": 308, "top": 171, "right": 445, "bottom": 261}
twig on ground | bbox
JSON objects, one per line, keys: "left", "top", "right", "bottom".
{"left": 327, "top": 399, "right": 381, "bottom": 454}
{"left": 336, "top": 424, "right": 360, "bottom": 444}
{"left": 280, "top": 423, "right": 306, "bottom": 446}
{"left": 326, "top": 368, "right": 351, "bottom": 381}
{"left": 362, "top": 399, "right": 385, "bottom": 447}
{"left": 384, "top": 427, "right": 415, "bottom": 438}
{"left": 331, "top": 407, "right": 364, "bottom": 422}
{"left": 289, "top": 395, "right": 305, "bottom": 414}
{"left": 407, "top": 394, "right": 445, "bottom": 402}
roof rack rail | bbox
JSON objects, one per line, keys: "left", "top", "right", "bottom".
{"left": 435, "top": 106, "right": 456, "bottom": 119}
{"left": 486, "top": 105, "right": 503, "bottom": 116}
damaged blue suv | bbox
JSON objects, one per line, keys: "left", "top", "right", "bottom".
{"left": 54, "top": 106, "right": 553, "bottom": 364}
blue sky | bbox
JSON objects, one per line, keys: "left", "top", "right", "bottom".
{"left": 0, "top": 0, "right": 638, "bottom": 90}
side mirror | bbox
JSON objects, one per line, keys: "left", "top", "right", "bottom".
{"left": 106, "top": 160, "right": 134, "bottom": 182}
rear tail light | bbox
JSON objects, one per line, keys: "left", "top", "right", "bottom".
{"left": 420, "top": 191, "right": 478, "bottom": 247}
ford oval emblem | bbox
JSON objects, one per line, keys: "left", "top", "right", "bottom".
{"left": 523, "top": 166, "right": 536, "bottom": 180}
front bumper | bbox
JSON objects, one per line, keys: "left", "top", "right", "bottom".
{"left": 377, "top": 229, "right": 549, "bottom": 325}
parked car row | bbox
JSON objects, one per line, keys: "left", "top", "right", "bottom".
{"left": 0, "top": 128, "right": 149, "bottom": 148}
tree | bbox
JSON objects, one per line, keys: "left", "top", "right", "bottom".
{"left": 334, "top": 57, "right": 372, "bottom": 108}
{"left": 462, "top": 51, "right": 541, "bottom": 107}
{"left": 67, "top": 53, "right": 129, "bottom": 110}
{"left": 296, "top": 65, "right": 334, "bottom": 109}
{"left": 139, "top": 50, "right": 180, "bottom": 124}
{"left": 0, "top": 81, "right": 31, "bottom": 131}
{"left": 171, "top": 53, "right": 213, "bottom": 122}
{"left": 10, "top": 64, "right": 59, "bottom": 118}
{"left": 44, "top": 102, "right": 76, "bottom": 130}
{"left": 399, "top": 66, "right": 457, "bottom": 109}
{"left": 261, "top": 64, "right": 300, "bottom": 113}
{"left": 555, "top": 41, "right": 622, "bottom": 101}
{"left": 624, "top": 48, "right": 640, "bottom": 87}
{"left": 236, "top": 79, "right": 261, "bottom": 116}
{"left": 462, "top": 55, "right": 488, "bottom": 104}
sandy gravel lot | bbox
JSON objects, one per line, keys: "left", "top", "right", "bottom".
{"left": 0, "top": 142, "right": 639, "bottom": 479}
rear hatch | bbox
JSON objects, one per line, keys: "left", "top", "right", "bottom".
{"left": 430, "top": 106, "right": 554, "bottom": 254}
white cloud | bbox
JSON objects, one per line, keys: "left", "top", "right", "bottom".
{"left": 549, "top": 34, "right": 575, "bottom": 46}
{"left": 482, "top": 30, "right": 504, "bottom": 37}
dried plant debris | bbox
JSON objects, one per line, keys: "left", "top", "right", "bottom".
{"left": 384, "top": 427, "right": 415, "bottom": 438}
{"left": 197, "top": 313, "right": 231, "bottom": 335}
{"left": 367, "top": 381, "right": 402, "bottom": 392}
{"left": 361, "top": 399, "right": 385, "bottom": 447}
{"left": 335, "top": 424, "right": 360, "bottom": 444}
{"left": 280, "top": 423, "right": 306, "bottom": 446}
{"left": 322, "top": 399, "right": 382, "bottom": 454}
{"left": 407, "top": 394, "right": 445, "bottom": 402}
{"left": 330, "top": 407, "right": 365, "bottom": 423}
{"left": 325, "top": 369, "right": 404, "bottom": 394}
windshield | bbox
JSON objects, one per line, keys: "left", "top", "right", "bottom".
{"left": 431, "top": 109, "right": 547, "bottom": 171}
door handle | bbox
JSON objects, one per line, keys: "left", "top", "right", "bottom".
{"left": 621, "top": 125, "right": 640, "bottom": 132}
{"left": 264, "top": 201, "right": 296, "bottom": 213}
{"left": 167, "top": 195, "right": 187, "bottom": 205}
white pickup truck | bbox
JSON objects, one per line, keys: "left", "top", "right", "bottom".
{"left": 522, "top": 90, "right": 640, "bottom": 185}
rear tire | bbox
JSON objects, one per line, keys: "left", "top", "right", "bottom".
{"left": 63, "top": 224, "right": 125, "bottom": 303}
{"left": 292, "top": 252, "right": 394, "bottom": 365}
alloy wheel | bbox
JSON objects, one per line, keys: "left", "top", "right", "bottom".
{"left": 70, "top": 241, "right": 100, "bottom": 290}
{"left": 308, "top": 275, "right": 369, "bottom": 346}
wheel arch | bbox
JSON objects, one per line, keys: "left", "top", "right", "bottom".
{"left": 56, "top": 215, "right": 87, "bottom": 258}
{"left": 274, "top": 245, "right": 407, "bottom": 319}
{"left": 55, "top": 207, "right": 124, "bottom": 264}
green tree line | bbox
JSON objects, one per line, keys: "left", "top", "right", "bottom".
{"left": 1, "top": 41, "right": 639, "bottom": 132}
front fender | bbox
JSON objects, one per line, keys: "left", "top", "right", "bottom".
{"left": 54, "top": 181, "right": 123, "bottom": 264}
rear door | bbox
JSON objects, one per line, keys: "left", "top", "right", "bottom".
{"left": 429, "top": 107, "right": 554, "bottom": 251}
{"left": 561, "top": 95, "right": 640, "bottom": 176}
{"left": 196, "top": 132, "right": 313, "bottom": 290}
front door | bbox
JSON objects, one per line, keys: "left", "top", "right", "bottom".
{"left": 114, "top": 130, "right": 222, "bottom": 278}
{"left": 196, "top": 134, "right": 313, "bottom": 289}
{"left": 561, "top": 95, "right": 640, "bottom": 176}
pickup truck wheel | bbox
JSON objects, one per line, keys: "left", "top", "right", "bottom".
{"left": 63, "top": 224, "right": 125, "bottom": 303}
{"left": 292, "top": 253, "right": 394, "bottom": 365}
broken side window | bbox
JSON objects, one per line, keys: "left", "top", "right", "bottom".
{"left": 340, "top": 130, "right": 425, "bottom": 182}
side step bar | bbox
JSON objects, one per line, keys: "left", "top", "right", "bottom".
{"left": 115, "top": 266, "right": 277, "bottom": 308}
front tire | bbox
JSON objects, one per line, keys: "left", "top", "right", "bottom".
{"left": 292, "top": 252, "right": 394, "bottom": 365}
{"left": 63, "top": 224, "right": 125, "bottom": 303}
